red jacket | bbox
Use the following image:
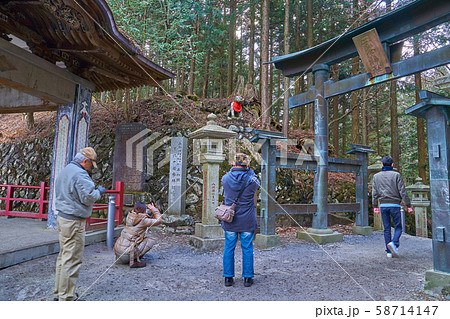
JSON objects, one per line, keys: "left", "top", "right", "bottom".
{"left": 232, "top": 101, "right": 242, "bottom": 112}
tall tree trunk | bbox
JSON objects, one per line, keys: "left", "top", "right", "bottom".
{"left": 300, "top": 76, "right": 305, "bottom": 124}
{"left": 351, "top": 0, "right": 360, "bottom": 145}
{"left": 176, "top": 66, "right": 181, "bottom": 91}
{"left": 414, "top": 36, "right": 427, "bottom": 183}
{"left": 227, "top": 0, "right": 236, "bottom": 97}
{"left": 248, "top": 4, "right": 255, "bottom": 85}
{"left": 188, "top": 58, "right": 195, "bottom": 95}
{"left": 341, "top": 101, "right": 348, "bottom": 157}
{"left": 275, "top": 71, "right": 281, "bottom": 123}
{"left": 219, "top": 64, "right": 224, "bottom": 98}
{"left": 331, "top": 65, "right": 340, "bottom": 155}
{"left": 261, "top": 0, "right": 270, "bottom": 129}
{"left": 375, "top": 91, "right": 381, "bottom": 154}
{"left": 390, "top": 42, "right": 402, "bottom": 170}
{"left": 26, "top": 112, "right": 34, "bottom": 130}
{"left": 305, "top": 0, "right": 314, "bottom": 131}
{"left": 292, "top": 1, "right": 302, "bottom": 130}
{"left": 269, "top": 39, "right": 273, "bottom": 115}
{"left": 202, "top": 50, "right": 210, "bottom": 99}
{"left": 362, "top": 88, "right": 368, "bottom": 145}
{"left": 390, "top": 85, "right": 400, "bottom": 168}
{"left": 238, "top": 13, "right": 243, "bottom": 77}
{"left": 188, "top": 17, "right": 199, "bottom": 95}
{"left": 282, "top": 0, "right": 290, "bottom": 137}
{"left": 180, "top": 67, "right": 186, "bottom": 93}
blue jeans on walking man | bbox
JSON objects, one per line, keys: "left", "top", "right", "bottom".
{"left": 223, "top": 231, "right": 255, "bottom": 278}
{"left": 380, "top": 206, "right": 402, "bottom": 253}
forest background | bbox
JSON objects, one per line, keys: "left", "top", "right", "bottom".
{"left": 104, "top": 0, "right": 449, "bottom": 185}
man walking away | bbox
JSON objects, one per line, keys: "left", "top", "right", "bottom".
{"left": 221, "top": 153, "right": 260, "bottom": 287}
{"left": 372, "top": 156, "right": 412, "bottom": 258}
{"left": 53, "top": 147, "right": 107, "bottom": 301}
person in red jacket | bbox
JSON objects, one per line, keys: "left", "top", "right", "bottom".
{"left": 227, "top": 96, "right": 244, "bottom": 119}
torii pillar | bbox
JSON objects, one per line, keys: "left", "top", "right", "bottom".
{"left": 297, "top": 64, "right": 343, "bottom": 244}
{"left": 47, "top": 85, "right": 93, "bottom": 229}
{"left": 406, "top": 90, "right": 450, "bottom": 294}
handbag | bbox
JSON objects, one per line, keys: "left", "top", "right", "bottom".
{"left": 214, "top": 174, "right": 250, "bottom": 223}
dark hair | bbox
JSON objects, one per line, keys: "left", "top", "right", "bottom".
{"left": 382, "top": 156, "right": 393, "bottom": 166}
{"left": 133, "top": 202, "right": 146, "bottom": 213}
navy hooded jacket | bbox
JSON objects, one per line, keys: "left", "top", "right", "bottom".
{"left": 221, "top": 167, "right": 260, "bottom": 232}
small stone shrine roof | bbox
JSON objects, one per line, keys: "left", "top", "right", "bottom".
{"left": 0, "top": 0, "right": 174, "bottom": 92}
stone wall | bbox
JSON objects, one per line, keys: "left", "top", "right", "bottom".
{"left": 0, "top": 133, "right": 115, "bottom": 214}
{"left": 0, "top": 128, "right": 206, "bottom": 224}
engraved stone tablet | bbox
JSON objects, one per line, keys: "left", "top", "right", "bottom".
{"left": 167, "top": 137, "right": 188, "bottom": 215}
{"left": 113, "top": 123, "right": 147, "bottom": 192}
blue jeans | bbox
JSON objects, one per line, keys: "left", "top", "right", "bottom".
{"left": 381, "top": 206, "right": 402, "bottom": 253}
{"left": 223, "top": 231, "right": 255, "bottom": 278}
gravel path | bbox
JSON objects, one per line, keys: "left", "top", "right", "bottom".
{"left": 0, "top": 231, "right": 442, "bottom": 301}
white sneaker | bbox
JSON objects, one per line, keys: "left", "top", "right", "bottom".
{"left": 386, "top": 253, "right": 393, "bottom": 258}
{"left": 387, "top": 242, "right": 399, "bottom": 257}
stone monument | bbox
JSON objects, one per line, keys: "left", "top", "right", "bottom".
{"left": 406, "top": 177, "right": 430, "bottom": 238}
{"left": 188, "top": 114, "right": 237, "bottom": 250}
{"left": 113, "top": 123, "right": 147, "bottom": 193}
{"left": 167, "top": 137, "right": 188, "bottom": 215}
{"left": 368, "top": 156, "right": 383, "bottom": 231}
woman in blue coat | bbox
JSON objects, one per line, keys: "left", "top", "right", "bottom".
{"left": 221, "top": 153, "right": 260, "bottom": 287}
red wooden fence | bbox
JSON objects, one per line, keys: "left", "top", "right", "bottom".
{"left": 0, "top": 181, "right": 124, "bottom": 231}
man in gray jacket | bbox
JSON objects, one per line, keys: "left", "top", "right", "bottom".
{"left": 53, "top": 147, "right": 106, "bottom": 301}
{"left": 372, "top": 156, "right": 411, "bottom": 258}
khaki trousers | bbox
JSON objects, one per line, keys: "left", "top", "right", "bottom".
{"left": 54, "top": 216, "right": 86, "bottom": 301}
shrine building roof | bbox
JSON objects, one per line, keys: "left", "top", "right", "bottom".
{"left": 0, "top": 0, "right": 174, "bottom": 92}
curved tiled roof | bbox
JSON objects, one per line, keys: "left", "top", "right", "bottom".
{"left": 0, "top": 0, "right": 174, "bottom": 92}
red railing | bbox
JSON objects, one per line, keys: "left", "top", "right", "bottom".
{"left": 0, "top": 181, "right": 124, "bottom": 231}
{"left": 0, "top": 182, "right": 50, "bottom": 219}
{"left": 86, "top": 181, "right": 124, "bottom": 231}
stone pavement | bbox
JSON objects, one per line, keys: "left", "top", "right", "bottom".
{"left": 0, "top": 216, "right": 122, "bottom": 269}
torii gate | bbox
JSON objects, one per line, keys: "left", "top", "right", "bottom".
{"left": 0, "top": 0, "right": 173, "bottom": 228}
{"left": 270, "top": 0, "right": 449, "bottom": 293}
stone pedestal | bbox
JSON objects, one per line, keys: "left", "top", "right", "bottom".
{"left": 194, "top": 223, "right": 224, "bottom": 238}
{"left": 352, "top": 225, "right": 373, "bottom": 236}
{"left": 189, "top": 236, "right": 225, "bottom": 251}
{"left": 254, "top": 234, "right": 281, "bottom": 249}
{"left": 424, "top": 270, "right": 450, "bottom": 295}
{"left": 296, "top": 228, "right": 343, "bottom": 244}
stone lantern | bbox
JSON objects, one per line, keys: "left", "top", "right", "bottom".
{"left": 188, "top": 114, "right": 237, "bottom": 250}
{"left": 406, "top": 177, "right": 430, "bottom": 238}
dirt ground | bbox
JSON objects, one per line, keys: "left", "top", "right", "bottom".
{"left": 0, "top": 230, "right": 445, "bottom": 301}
